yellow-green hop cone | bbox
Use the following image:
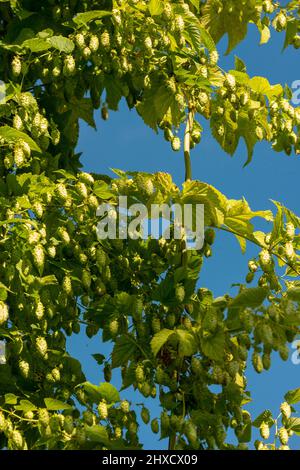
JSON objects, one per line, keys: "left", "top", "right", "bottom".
{"left": 280, "top": 402, "right": 291, "bottom": 419}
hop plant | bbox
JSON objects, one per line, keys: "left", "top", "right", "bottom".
{"left": 98, "top": 400, "right": 108, "bottom": 420}
{"left": 0, "top": 302, "right": 9, "bottom": 325}
{"left": 171, "top": 136, "right": 181, "bottom": 152}
{"left": 10, "top": 430, "right": 23, "bottom": 450}
{"left": 64, "top": 55, "right": 76, "bottom": 75}
{"left": 12, "top": 56, "right": 22, "bottom": 76}
{"left": 38, "top": 409, "right": 50, "bottom": 427}
{"left": 210, "top": 50, "right": 219, "bottom": 66}
{"left": 175, "top": 285, "right": 185, "bottom": 303}
{"left": 75, "top": 33, "right": 85, "bottom": 48}
{"left": 260, "top": 422, "right": 270, "bottom": 440}
{"left": 76, "top": 181, "right": 88, "bottom": 199}
{"left": 280, "top": 402, "right": 291, "bottom": 419}
{"left": 13, "top": 144, "right": 25, "bottom": 167}
{"left": 100, "top": 31, "right": 110, "bottom": 49}
{"left": 278, "top": 427, "right": 289, "bottom": 445}
{"left": 62, "top": 276, "right": 72, "bottom": 296}
{"left": 89, "top": 35, "right": 99, "bottom": 52}
{"left": 0, "top": 412, "right": 6, "bottom": 432}
{"left": 33, "top": 245, "right": 45, "bottom": 272}
{"left": 252, "top": 352, "right": 263, "bottom": 373}
{"left": 19, "top": 360, "right": 30, "bottom": 379}
{"left": 225, "top": 73, "right": 236, "bottom": 89}
{"left": 121, "top": 400, "right": 130, "bottom": 414}
{"left": 64, "top": 416, "right": 74, "bottom": 434}
{"left": 57, "top": 183, "right": 68, "bottom": 201}
{"left": 174, "top": 15, "right": 185, "bottom": 32}
{"left": 13, "top": 114, "right": 23, "bottom": 130}
{"left": 141, "top": 407, "right": 150, "bottom": 425}
{"left": 35, "top": 301, "right": 45, "bottom": 320}
{"left": 35, "top": 336, "right": 48, "bottom": 357}
{"left": 144, "top": 36, "right": 153, "bottom": 51}
{"left": 151, "top": 418, "right": 159, "bottom": 434}
{"left": 109, "top": 319, "right": 119, "bottom": 337}
{"left": 135, "top": 364, "right": 144, "bottom": 383}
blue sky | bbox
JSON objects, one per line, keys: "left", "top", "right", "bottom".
{"left": 69, "top": 24, "right": 300, "bottom": 449}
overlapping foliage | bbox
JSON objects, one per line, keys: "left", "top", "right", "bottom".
{"left": 0, "top": 0, "right": 300, "bottom": 450}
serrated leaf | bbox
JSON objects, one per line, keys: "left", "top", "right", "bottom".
{"left": 252, "top": 410, "right": 274, "bottom": 428}
{"left": 285, "top": 387, "right": 300, "bottom": 405}
{"left": 200, "top": 330, "right": 225, "bottom": 361}
{"left": 22, "top": 37, "right": 51, "bottom": 52}
{"left": 5, "top": 393, "right": 18, "bottom": 405}
{"left": 97, "top": 383, "right": 120, "bottom": 404}
{"left": 15, "top": 400, "right": 37, "bottom": 412}
{"left": 235, "top": 56, "right": 247, "bottom": 73}
{"left": 230, "top": 287, "right": 268, "bottom": 308}
{"left": 112, "top": 335, "right": 138, "bottom": 368}
{"left": 287, "top": 417, "right": 300, "bottom": 434}
{"left": 287, "top": 287, "right": 300, "bottom": 301}
{"left": 148, "top": 0, "right": 164, "bottom": 16}
{"left": 93, "top": 181, "right": 114, "bottom": 200}
{"left": 48, "top": 36, "right": 74, "bottom": 53}
{"left": 150, "top": 329, "right": 174, "bottom": 357}
{"left": 73, "top": 10, "right": 111, "bottom": 27}
{"left": 92, "top": 354, "right": 105, "bottom": 366}
{"left": 44, "top": 398, "right": 72, "bottom": 410}
{"left": 0, "top": 126, "right": 41, "bottom": 152}
{"left": 81, "top": 382, "right": 120, "bottom": 404}
{"left": 176, "top": 329, "right": 197, "bottom": 356}
{"left": 84, "top": 425, "right": 109, "bottom": 444}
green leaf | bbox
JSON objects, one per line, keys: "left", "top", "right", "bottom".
{"left": 285, "top": 387, "right": 300, "bottom": 405}
{"left": 15, "top": 400, "right": 37, "bottom": 412}
{"left": 176, "top": 329, "right": 197, "bottom": 356}
{"left": 200, "top": 330, "right": 225, "bottom": 361}
{"left": 0, "top": 126, "right": 41, "bottom": 153}
{"left": 5, "top": 393, "right": 18, "bottom": 405}
{"left": 44, "top": 398, "right": 72, "bottom": 410}
{"left": 148, "top": 0, "right": 164, "bottom": 16}
{"left": 287, "top": 417, "right": 300, "bottom": 434}
{"left": 230, "top": 287, "right": 268, "bottom": 309}
{"left": 248, "top": 77, "right": 283, "bottom": 99}
{"left": 150, "top": 329, "right": 174, "bottom": 357}
{"left": 237, "top": 422, "right": 252, "bottom": 443}
{"left": 73, "top": 10, "right": 111, "bottom": 27}
{"left": 22, "top": 37, "right": 51, "bottom": 52}
{"left": 48, "top": 36, "right": 75, "bottom": 53}
{"left": 93, "top": 181, "right": 115, "bottom": 200}
{"left": 81, "top": 382, "right": 120, "bottom": 404}
{"left": 69, "top": 97, "right": 96, "bottom": 128}
{"left": 287, "top": 287, "right": 300, "bottom": 301}
{"left": 112, "top": 335, "right": 138, "bottom": 368}
{"left": 84, "top": 425, "right": 109, "bottom": 444}
{"left": 97, "top": 383, "right": 120, "bottom": 404}
{"left": 92, "top": 354, "right": 105, "bottom": 366}
{"left": 235, "top": 56, "right": 247, "bottom": 73}
{"left": 252, "top": 410, "right": 274, "bottom": 428}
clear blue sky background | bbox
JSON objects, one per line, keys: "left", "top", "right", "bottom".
{"left": 68, "top": 23, "right": 300, "bottom": 449}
